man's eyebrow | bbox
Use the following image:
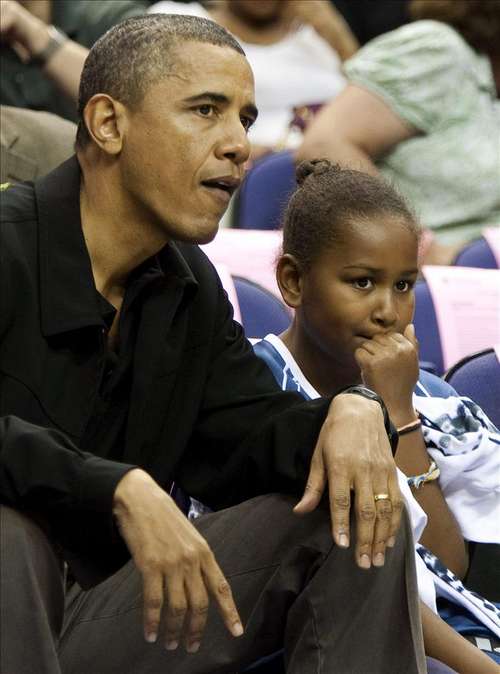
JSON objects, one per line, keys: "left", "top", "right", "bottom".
{"left": 183, "top": 92, "right": 258, "bottom": 120}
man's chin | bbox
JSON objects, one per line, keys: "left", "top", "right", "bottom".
{"left": 175, "top": 221, "right": 220, "bottom": 246}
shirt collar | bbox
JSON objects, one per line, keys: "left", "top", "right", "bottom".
{"left": 35, "top": 156, "right": 198, "bottom": 338}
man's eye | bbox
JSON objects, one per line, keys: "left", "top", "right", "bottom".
{"left": 198, "top": 104, "right": 214, "bottom": 116}
{"left": 240, "top": 115, "right": 253, "bottom": 131}
{"left": 352, "top": 278, "right": 373, "bottom": 289}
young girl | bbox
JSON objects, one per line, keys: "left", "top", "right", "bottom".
{"left": 254, "top": 160, "right": 500, "bottom": 673}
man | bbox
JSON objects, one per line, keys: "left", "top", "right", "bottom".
{"left": 0, "top": 14, "right": 426, "bottom": 673}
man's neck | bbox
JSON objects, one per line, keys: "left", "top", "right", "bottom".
{"left": 79, "top": 157, "right": 168, "bottom": 305}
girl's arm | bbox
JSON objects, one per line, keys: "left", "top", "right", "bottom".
{"left": 395, "top": 425, "right": 468, "bottom": 579}
{"left": 421, "top": 601, "right": 498, "bottom": 674}
{"left": 355, "top": 326, "right": 468, "bottom": 578}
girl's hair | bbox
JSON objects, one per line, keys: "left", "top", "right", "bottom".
{"left": 282, "top": 160, "right": 419, "bottom": 270}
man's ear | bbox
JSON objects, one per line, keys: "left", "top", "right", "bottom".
{"left": 276, "top": 254, "right": 303, "bottom": 309}
{"left": 82, "top": 94, "right": 128, "bottom": 155}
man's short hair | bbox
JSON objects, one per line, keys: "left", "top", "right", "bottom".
{"left": 76, "top": 14, "right": 246, "bottom": 149}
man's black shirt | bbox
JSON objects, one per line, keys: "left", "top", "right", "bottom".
{"left": 0, "top": 158, "right": 331, "bottom": 576}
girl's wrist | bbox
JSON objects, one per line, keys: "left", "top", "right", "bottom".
{"left": 387, "top": 406, "right": 418, "bottom": 429}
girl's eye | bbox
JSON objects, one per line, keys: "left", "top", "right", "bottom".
{"left": 395, "top": 279, "right": 414, "bottom": 292}
{"left": 352, "top": 278, "right": 373, "bottom": 290}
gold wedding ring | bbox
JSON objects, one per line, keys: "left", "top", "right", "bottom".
{"left": 374, "top": 493, "right": 390, "bottom": 502}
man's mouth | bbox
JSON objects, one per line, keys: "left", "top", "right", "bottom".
{"left": 200, "top": 176, "right": 241, "bottom": 198}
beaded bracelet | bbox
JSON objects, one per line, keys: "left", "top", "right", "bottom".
{"left": 407, "top": 460, "right": 440, "bottom": 489}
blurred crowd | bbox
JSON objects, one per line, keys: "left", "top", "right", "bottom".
{"left": 2, "top": 0, "right": 499, "bottom": 265}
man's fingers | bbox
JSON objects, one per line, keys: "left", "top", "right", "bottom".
{"left": 142, "top": 571, "right": 164, "bottom": 643}
{"left": 328, "top": 472, "right": 351, "bottom": 548}
{"left": 164, "top": 574, "right": 188, "bottom": 651}
{"left": 294, "top": 442, "right": 326, "bottom": 514}
{"left": 204, "top": 557, "right": 243, "bottom": 639}
{"left": 371, "top": 485, "right": 392, "bottom": 567}
{"left": 387, "top": 470, "right": 405, "bottom": 547}
{"left": 354, "top": 478, "right": 377, "bottom": 569}
{"left": 183, "top": 570, "right": 209, "bottom": 653}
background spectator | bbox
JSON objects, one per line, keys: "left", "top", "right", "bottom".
{"left": 0, "top": 105, "right": 75, "bottom": 182}
{"left": 0, "top": 0, "right": 147, "bottom": 121}
{"left": 297, "top": 0, "right": 500, "bottom": 263}
{"left": 150, "top": 0, "right": 358, "bottom": 161}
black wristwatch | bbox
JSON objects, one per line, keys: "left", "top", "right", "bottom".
{"left": 337, "top": 385, "right": 399, "bottom": 455}
{"left": 30, "top": 26, "right": 68, "bottom": 68}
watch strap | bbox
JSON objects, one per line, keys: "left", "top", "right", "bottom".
{"left": 30, "top": 26, "right": 68, "bottom": 68}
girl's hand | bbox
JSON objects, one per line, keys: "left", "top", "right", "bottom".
{"left": 354, "top": 324, "right": 419, "bottom": 427}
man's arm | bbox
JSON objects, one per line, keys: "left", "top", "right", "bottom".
{"left": 0, "top": 415, "right": 133, "bottom": 513}
{"left": 175, "top": 268, "right": 403, "bottom": 570}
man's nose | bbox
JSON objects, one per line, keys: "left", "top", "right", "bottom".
{"left": 215, "top": 118, "right": 251, "bottom": 165}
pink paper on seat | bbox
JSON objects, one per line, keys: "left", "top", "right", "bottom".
{"left": 422, "top": 265, "right": 500, "bottom": 370}
{"left": 201, "top": 229, "right": 284, "bottom": 300}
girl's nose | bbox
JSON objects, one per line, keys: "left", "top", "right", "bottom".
{"left": 372, "top": 291, "right": 398, "bottom": 328}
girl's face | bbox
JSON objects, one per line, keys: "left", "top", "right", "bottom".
{"left": 297, "top": 215, "right": 419, "bottom": 377}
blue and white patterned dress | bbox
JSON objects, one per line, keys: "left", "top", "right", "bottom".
{"left": 254, "top": 334, "right": 500, "bottom": 660}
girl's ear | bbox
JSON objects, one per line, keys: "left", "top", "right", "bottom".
{"left": 276, "top": 254, "right": 303, "bottom": 309}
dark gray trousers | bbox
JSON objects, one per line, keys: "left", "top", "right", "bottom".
{"left": 0, "top": 495, "right": 426, "bottom": 674}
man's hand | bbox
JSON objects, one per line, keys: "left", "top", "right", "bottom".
{"left": 355, "top": 324, "right": 419, "bottom": 427}
{"left": 294, "top": 394, "right": 403, "bottom": 569}
{"left": 113, "top": 469, "right": 243, "bottom": 653}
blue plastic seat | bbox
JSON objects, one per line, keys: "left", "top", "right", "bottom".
{"left": 234, "top": 276, "right": 291, "bottom": 339}
{"left": 413, "top": 280, "right": 444, "bottom": 375}
{"left": 452, "top": 237, "right": 498, "bottom": 269}
{"left": 237, "top": 151, "right": 296, "bottom": 230}
{"left": 444, "top": 348, "right": 500, "bottom": 428}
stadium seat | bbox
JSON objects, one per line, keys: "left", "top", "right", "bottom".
{"left": 237, "top": 151, "right": 295, "bottom": 230}
{"left": 444, "top": 348, "right": 500, "bottom": 428}
{"left": 413, "top": 281, "right": 444, "bottom": 375}
{"left": 452, "top": 237, "right": 498, "bottom": 269}
{"left": 234, "top": 276, "right": 291, "bottom": 339}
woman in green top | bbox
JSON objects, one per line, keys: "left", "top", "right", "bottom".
{"left": 297, "top": 0, "right": 500, "bottom": 263}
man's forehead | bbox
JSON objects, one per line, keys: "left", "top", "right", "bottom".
{"left": 165, "top": 41, "right": 255, "bottom": 102}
